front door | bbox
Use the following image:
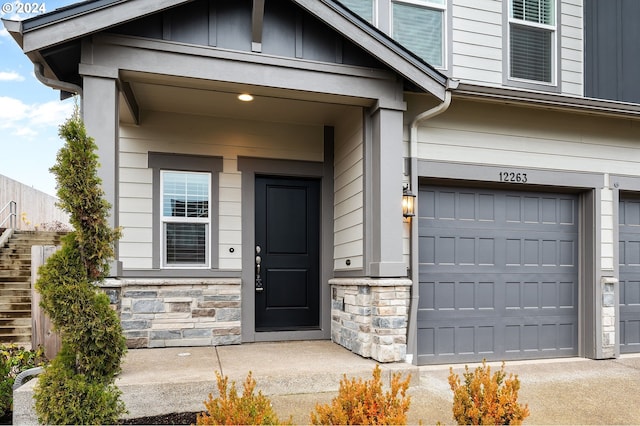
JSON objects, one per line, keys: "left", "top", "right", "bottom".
{"left": 255, "top": 176, "right": 320, "bottom": 331}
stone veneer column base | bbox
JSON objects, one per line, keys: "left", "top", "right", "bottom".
{"left": 101, "top": 278, "right": 242, "bottom": 348}
{"left": 329, "top": 277, "right": 411, "bottom": 363}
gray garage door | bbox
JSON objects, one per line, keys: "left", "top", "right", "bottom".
{"left": 417, "top": 185, "right": 579, "bottom": 365}
{"left": 618, "top": 197, "right": 640, "bottom": 353}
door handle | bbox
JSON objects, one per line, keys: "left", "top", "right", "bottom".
{"left": 255, "top": 246, "right": 263, "bottom": 292}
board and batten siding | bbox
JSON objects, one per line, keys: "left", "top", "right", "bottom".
{"left": 118, "top": 110, "right": 324, "bottom": 271}
{"left": 450, "top": 0, "right": 584, "bottom": 96}
{"left": 413, "top": 99, "right": 640, "bottom": 273}
{"left": 333, "top": 108, "right": 364, "bottom": 271}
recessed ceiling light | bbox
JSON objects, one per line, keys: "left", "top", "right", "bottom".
{"left": 238, "top": 93, "right": 254, "bottom": 102}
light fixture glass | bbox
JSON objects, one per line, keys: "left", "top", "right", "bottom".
{"left": 238, "top": 93, "right": 254, "bottom": 102}
{"left": 402, "top": 187, "right": 416, "bottom": 218}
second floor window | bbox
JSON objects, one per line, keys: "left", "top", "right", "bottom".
{"left": 341, "top": 0, "right": 446, "bottom": 68}
{"left": 509, "top": 0, "right": 556, "bottom": 84}
{"left": 392, "top": 0, "right": 445, "bottom": 67}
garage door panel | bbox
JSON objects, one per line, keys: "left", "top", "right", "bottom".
{"left": 418, "top": 185, "right": 579, "bottom": 364}
{"left": 618, "top": 197, "right": 640, "bottom": 353}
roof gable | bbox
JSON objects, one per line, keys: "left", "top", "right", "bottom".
{"left": 3, "top": 0, "right": 447, "bottom": 99}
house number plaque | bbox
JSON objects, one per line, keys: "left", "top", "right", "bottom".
{"left": 498, "top": 171, "right": 528, "bottom": 183}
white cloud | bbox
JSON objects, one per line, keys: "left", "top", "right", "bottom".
{"left": 0, "top": 71, "right": 24, "bottom": 81}
{"left": 30, "top": 101, "right": 74, "bottom": 126}
{"left": 0, "top": 28, "right": 9, "bottom": 39}
{"left": 0, "top": 96, "right": 73, "bottom": 137}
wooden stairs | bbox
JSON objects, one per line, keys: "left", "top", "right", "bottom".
{"left": 0, "top": 231, "right": 66, "bottom": 345}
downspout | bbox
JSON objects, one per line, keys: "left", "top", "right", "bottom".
{"left": 406, "top": 78, "right": 458, "bottom": 364}
{"left": 34, "top": 62, "right": 83, "bottom": 100}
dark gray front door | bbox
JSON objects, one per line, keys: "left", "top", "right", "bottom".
{"left": 418, "top": 185, "right": 579, "bottom": 365}
{"left": 618, "top": 196, "right": 640, "bottom": 353}
{"left": 255, "top": 176, "right": 320, "bottom": 331}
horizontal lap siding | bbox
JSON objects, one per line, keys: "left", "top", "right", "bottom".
{"left": 451, "top": 0, "right": 502, "bottom": 85}
{"left": 333, "top": 109, "right": 364, "bottom": 271}
{"left": 561, "top": 0, "right": 584, "bottom": 96}
{"left": 417, "top": 100, "right": 640, "bottom": 175}
{"left": 119, "top": 110, "right": 323, "bottom": 271}
{"left": 451, "top": 0, "right": 583, "bottom": 97}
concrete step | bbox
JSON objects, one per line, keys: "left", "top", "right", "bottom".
{"left": 0, "top": 270, "right": 31, "bottom": 278}
{"left": 0, "top": 302, "right": 30, "bottom": 311}
{"left": 0, "top": 333, "right": 30, "bottom": 344}
{"left": 0, "top": 325, "right": 31, "bottom": 335}
{"left": 0, "top": 317, "right": 30, "bottom": 327}
{"left": 0, "top": 310, "right": 31, "bottom": 319}
{"left": 0, "top": 296, "right": 30, "bottom": 304}
{"left": 0, "top": 288, "right": 30, "bottom": 297}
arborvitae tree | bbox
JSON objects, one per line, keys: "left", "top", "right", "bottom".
{"left": 33, "top": 106, "right": 127, "bottom": 424}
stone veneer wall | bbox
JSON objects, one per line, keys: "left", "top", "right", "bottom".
{"left": 102, "top": 278, "right": 241, "bottom": 348}
{"left": 329, "top": 278, "right": 411, "bottom": 363}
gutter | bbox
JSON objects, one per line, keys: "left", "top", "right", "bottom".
{"left": 34, "top": 63, "right": 83, "bottom": 100}
{"left": 406, "top": 78, "right": 459, "bottom": 364}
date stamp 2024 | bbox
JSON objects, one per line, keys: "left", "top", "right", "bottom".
{"left": 2, "top": 2, "right": 46, "bottom": 14}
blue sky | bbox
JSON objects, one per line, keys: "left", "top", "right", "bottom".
{"left": 1, "top": 1, "right": 77, "bottom": 196}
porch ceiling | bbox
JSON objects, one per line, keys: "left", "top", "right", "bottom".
{"left": 119, "top": 71, "right": 364, "bottom": 126}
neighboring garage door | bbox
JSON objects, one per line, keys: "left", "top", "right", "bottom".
{"left": 618, "top": 196, "right": 640, "bottom": 353}
{"left": 417, "top": 185, "right": 579, "bottom": 365}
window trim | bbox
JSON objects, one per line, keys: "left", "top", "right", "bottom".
{"left": 389, "top": 0, "right": 447, "bottom": 69}
{"left": 148, "top": 152, "right": 222, "bottom": 270}
{"left": 505, "top": 0, "right": 560, "bottom": 89}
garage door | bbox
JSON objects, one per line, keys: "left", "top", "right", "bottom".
{"left": 418, "top": 185, "right": 579, "bottom": 365}
{"left": 618, "top": 197, "right": 640, "bottom": 353}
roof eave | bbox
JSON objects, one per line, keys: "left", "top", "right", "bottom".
{"left": 1, "top": 18, "right": 23, "bottom": 48}
{"left": 454, "top": 83, "right": 640, "bottom": 119}
{"left": 18, "top": 0, "right": 194, "bottom": 53}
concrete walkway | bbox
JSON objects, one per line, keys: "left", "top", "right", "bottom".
{"left": 13, "top": 341, "right": 640, "bottom": 424}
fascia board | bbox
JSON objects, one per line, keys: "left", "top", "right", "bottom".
{"left": 1, "top": 18, "right": 23, "bottom": 48}
{"left": 20, "top": 0, "right": 193, "bottom": 53}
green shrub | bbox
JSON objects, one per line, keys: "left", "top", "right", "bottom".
{"left": 448, "top": 360, "right": 530, "bottom": 425}
{"left": 0, "top": 344, "right": 46, "bottom": 418}
{"left": 197, "top": 371, "right": 289, "bottom": 425}
{"left": 33, "top": 107, "right": 127, "bottom": 425}
{"left": 309, "top": 365, "right": 412, "bottom": 425}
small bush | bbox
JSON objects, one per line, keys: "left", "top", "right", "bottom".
{"left": 196, "top": 371, "right": 289, "bottom": 425}
{"left": 0, "top": 344, "right": 46, "bottom": 417}
{"left": 309, "top": 365, "right": 411, "bottom": 425}
{"left": 34, "top": 353, "right": 125, "bottom": 425}
{"left": 448, "top": 360, "right": 530, "bottom": 425}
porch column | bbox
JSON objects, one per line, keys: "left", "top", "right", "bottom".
{"left": 369, "top": 101, "right": 406, "bottom": 277}
{"left": 80, "top": 72, "right": 121, "bottom": 276}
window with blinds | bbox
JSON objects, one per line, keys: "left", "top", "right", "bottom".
{"left": 340, "top": 0, "right": 375, "bottom": 24}
{"left": 509, "top": 0, "right": 555, "bottom": 83}
{"left": 339, "top": 0, "right": 446, "bottom": 68}
{"left": 392, "top": 0, "right": 444, "bottom": 67}
{"left": 161, "top": 171, "right": 210, "bottom": 267}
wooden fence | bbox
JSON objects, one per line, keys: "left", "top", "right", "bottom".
{"left": 31, "top": 245, "right": 62, "bottom": 359}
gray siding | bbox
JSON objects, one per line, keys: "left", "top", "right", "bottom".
{"left": 108, "top": 0, "right": 384, "bottom": 70}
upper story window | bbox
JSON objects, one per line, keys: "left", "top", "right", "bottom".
{"left": 391, "top": 0, "right": 445, "bottom": 67}
{"left": 340, "top": 0, "right": 375, "bottom": 24}
{"left": 509, "top": 0, "right": 556, "bottom": 84}
{"left": 161, "top": 170, "right": 211, "bottom": 268}
{"left": 340, "top": 0, "right": 446, "bottom": 68}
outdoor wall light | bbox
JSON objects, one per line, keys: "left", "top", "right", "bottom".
{"left": 402, "top": 186, "right": 416, "bottom": 218}
{"left": 238, "top": 93, "right": 254, "bottom": 102}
